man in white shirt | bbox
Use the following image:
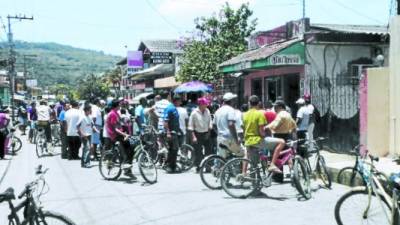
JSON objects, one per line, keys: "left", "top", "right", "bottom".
{"left": 78, "top": 104, "right": 98, "bottom": 168}
{"left": 213, "top": 93, "right": 243, "bottom": 158}
{"left": 36, "top": 100, "right": 52, "bottom": 144}
{"left": 188, "top": 97, "right": 212, "bottom": 172}
{"left": 304, "top": 94, "right": 316, "bottom": 152}
{"left": 91, "top": 98, "right": 103, "bottom": 160}
{"left": 65, "top": 101, "right": 82, "bottom": 160}
{"left": 296, "top": 98, "right": 310, "bottom": 157}
{"left": 177, "top": 103, "right": 188, "bottom": 146}
{"left": 154, "top": 91, "right": 170, "bottom": 131}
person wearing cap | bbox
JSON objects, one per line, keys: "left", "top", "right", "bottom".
{"left": 296, "top": 98, "right": 310, "bottom": 157}
{"left": 163, "top": 95, "right": 182, "bottom": 173}
{"left": 266, "top": 100, "right": 297, "bottom": 141}
{"left": 188, "top": 97, "right": 213, "bottom": 172}
{"left": 213, "top": 92, "right": 243, "bottom": 159}
{"left": 37, "top": 100, "right": 53, "bottom": 148}
{"left": 304, "top": 94, "right": 316, "bottom": 150}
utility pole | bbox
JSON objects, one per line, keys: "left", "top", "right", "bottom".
{"left": 22, "top": 54, "right": 37, "bottom": 93}
{"left": 6, "top": 15, "right": 33, "bottom": 121}
{"left": 398, "top": 0, "right": 400, "bottom": 15}
{"left": 302, "top": 0, "right": 306, "bottom": 19}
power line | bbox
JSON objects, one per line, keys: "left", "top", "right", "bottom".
{"left": 144, "top": 0, "right": 182, "bottom": 33}
{"left": 330, "top": 0, "right": 385, "bottom": 24}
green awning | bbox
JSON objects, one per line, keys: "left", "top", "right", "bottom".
{"left": 219, "top": 39, "right": 305, "bottom": 73}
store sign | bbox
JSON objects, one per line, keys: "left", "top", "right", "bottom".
{"left": 26, "top": 79, "right": 37, "bottom": 87}
{"left": 150, "top": 52, "right": 173, "bottom": 64}
{"left": 127, "top": 51, "right": 143, "bottom": 75}
{"left": 233, "top": 61, "right": 251, "bottom": 71}
{"left": 270, "top": 54, "right": 301, "bottom": 65}
{"left": 132, "top": 83, "right": 146, "bottom": 90}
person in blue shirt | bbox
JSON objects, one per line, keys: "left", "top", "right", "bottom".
{"left": 135, "top": 98, "right": 147, "bottom": 134}
{"left": 58, "top": 103, "right": 70, "bottom": 159}
{"left": 163, "top": 95, "right": 182, "bottom": 173}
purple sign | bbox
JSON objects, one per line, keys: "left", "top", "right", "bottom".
{"left": 127, "top": 51, "right": 143, "bottom": 68}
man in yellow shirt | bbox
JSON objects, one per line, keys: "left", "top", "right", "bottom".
{"left": 243, "top": 96, "right": 283, "bottom": 173}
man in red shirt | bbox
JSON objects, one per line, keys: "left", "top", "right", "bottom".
{"left": 106, "top": 99, "right": 134, "bottom": 178}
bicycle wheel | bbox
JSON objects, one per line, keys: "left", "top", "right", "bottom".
{"left": 337, "top": 167, "right": 365, "bottom": 187}
{"left": 99, "top": 150, "right": 122, "bottom": 180}
{"left": 138, "top": 150, "right": 158, "bottom": 184}
{"left": 35, "top": 136, "right": 45, "bottom": 158}
{"left": 335, "top": 187, "right": 392, "bottom": 225}
{"left": 37, "top": 210, "right": 76, "bottom": 225}
{"left": 11, "top": 136, "right": 22, "bottom": 153}
{"left": 292, "top": 157, "right": 311, "bottom": 199}
{"left": 316, "top": 155, "right": 332, "bottom": 189}
{"left": 199, "top": 154, "right": 226, "bottom": 190}
{"left": 177, "top": 143, "right": 194, "bottom": 172}
{"left": 220, "top": 158, "right": 260, "bottom": 199}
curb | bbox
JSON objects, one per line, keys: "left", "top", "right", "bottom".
{"left": 326, "top": 166, "right": 364, "bottom": 186}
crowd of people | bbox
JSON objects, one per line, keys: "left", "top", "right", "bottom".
{"left": 0, "top": 91, "right": 319, "bottom": 178}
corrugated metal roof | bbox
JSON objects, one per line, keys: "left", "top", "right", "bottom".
{"left": 219, "top": 38, "right": 301, "bottom": 67}
{"left": 140, "top": 39, "right": 184, "bottom": 54}
{"left": 311, "top": 23, "right": 389, "bottom": 35}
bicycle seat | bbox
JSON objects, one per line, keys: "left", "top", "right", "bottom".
{"left": 0, "top": 188, "right": 15, "bottom": 203}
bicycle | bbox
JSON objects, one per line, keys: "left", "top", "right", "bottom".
{"left": 337, "top": 145, "right": 388, "bottom": 187}
{"left": 220, "top": 139, "right": 311, "bottom": 199}
{"left": 50, "top": 121, "right": 61, "bottom": 147}
{"left": 35, "top": 127, "right": 54, "bottom": 158}
{"left": 8, "top": 123, "right": 22, "bottom": 155}
{"left": 334, "top": 154, "right": 397, "bottom": 225}
{"left": 144, "top": 125, "right": 195, "bottom": 173}
{"left": 302, "top": 137, "right": 332, "bottom": 189}
{"left": 199, "top": 143, "right": 243, "bottom": 190}
{"left": 0, "top": 165, "right": 76, "bottom": 225}
{"left": 98, "top": 135, "right": 157, "bottom": 184}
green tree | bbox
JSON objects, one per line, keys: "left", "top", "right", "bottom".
{"left": 177, "top": 3, "right": 256, "bottom": 82}
{"left": 77, "top": 73, "right": 110, "bottom": 101}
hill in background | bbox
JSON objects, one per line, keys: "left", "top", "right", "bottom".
{"left": 0, "top": 41, "right": 122, "bottom": 87}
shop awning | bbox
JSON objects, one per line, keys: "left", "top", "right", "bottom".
{"left": 219, "top": 38, "right": 304, "bottom": 73}
{"left": 154, "top": 76, "right": 181, "bottom": 89}
{"left": 129, "top": 64, "right": 174, "bottom": 81}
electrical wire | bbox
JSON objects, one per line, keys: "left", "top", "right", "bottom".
{"left": 144, "top": 0, "right": 182, "bottom": 33}
{"left": 330, "top": 0, "right": 385, "bottom": 24}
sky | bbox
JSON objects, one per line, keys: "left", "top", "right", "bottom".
{"left": 0, "top": 0, "right": 395, "bottom": 56}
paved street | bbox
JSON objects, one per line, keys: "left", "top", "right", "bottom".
{"left": 0, "top": 133, "right": 349, "bottom": 225}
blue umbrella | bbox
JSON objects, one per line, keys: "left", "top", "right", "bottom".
{"left": 174, "top": 81, "right": 213, "bottom": 94}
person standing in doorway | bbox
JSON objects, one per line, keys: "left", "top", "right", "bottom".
{"left": 65, "top": 101, "right": 82, "bottom": 160}
{"left": 188, "top": 97, "right": 212, "bottom": 173}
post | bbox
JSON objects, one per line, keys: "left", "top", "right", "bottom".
{"left": 302, "top": 0, "right": 306, "bottom": 19}
{"left": 6, "top": 15, "right": 33, "bottom": 121}
{"left": 398, "top": 0, "right": 400, "bottom": 15}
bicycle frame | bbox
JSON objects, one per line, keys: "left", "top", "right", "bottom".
{"left": 358, "top": 158, "right": 393, "bottom": 224}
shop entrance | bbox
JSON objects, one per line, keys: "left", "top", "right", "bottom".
{"left": 264, "top": 73, "right": 300, "bottom": 110}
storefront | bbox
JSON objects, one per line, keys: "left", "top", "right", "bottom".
{"left": 219, "top": 39, "right": 305, "bottom": 108}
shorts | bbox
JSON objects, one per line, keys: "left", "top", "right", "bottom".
{"left": 217, "top": 136, "right": 245, "bottom": 158}
{"left": 246, "top": 137, "right": 284, "bottom": 164}
{"left": 91, "top": 132, "right": 100, "bottom": 145}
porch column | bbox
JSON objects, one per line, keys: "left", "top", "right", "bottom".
{"left": 389, "top": 16, "right": 400, "bottom": 156}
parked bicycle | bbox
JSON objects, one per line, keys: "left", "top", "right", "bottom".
{"left": 302, "top": 137, "right": 332, "bottom": 189}
{"left": 199, "top": 143, "right": 243, "bottom": 190}
{"left": 334, "top": 154, "right": 396, "bottom": 225}
{"left": 143, "top": 125, "right": 195, "bottom": 172}
{"left": 337, "top": 145, "right": 388, "bottom": 187}
{"left": 50, "top": 120, "right": 61, "bottom": 147}
{"left": 0, "top": 165, "right": 76, "bottom": 225}
{"left": 220, "top": 139, "right": 311, "bottom": 199}
{"left": 9, "top": 123, "right": 22, "bottom": 155}
{"left": 99, "top": 135, "right": 157, "bottom": 184}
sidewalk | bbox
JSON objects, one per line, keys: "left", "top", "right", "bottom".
{"left": 321, "top": 150, "right": 400, "bottom": 183}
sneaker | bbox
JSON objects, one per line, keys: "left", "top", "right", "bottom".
{"left": 268, "top": 164, "right": 283, "bottom": 174}
{"left": 123, "top": 170, "right": 137, "bottom": 180}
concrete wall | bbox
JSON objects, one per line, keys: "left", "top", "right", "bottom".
{"left": 365, "top": 68, "right": 390, "bottom": 156}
